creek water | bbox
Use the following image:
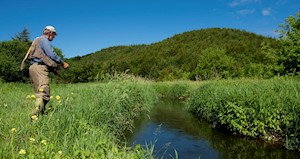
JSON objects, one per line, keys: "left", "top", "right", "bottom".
{"left": 125, "top": 100, "right": 300, "bottom": 159}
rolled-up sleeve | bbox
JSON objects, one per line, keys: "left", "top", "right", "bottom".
{"left": 40, "top": 37, "right": 62, "bottom": 64}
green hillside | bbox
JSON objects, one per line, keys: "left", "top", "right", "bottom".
{"left": 1, "top": 11, "right": 299, "bottom": 83}
{"left": 65, "top": 28, "right": 279, "bottom": 82}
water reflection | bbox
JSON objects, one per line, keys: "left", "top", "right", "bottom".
{"left": 126, "top": 100, "right": 299, "bottom": 159}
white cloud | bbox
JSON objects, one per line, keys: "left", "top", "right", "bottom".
{"left": 229, "top": 0, "right": 261, "bottom": 7}
{"left": 275, "top": 0, "right": 287, "bottom": 5}
{"left": 262, "top": 8, "right": 271, "bottom": 16}
{"left": 229, "top": 1, "right": 239, "bottom": 7}
{"left": 237, "top": 9, "right": 256, "bottom": 15}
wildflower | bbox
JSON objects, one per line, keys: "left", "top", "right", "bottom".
{"left": 55, "top": 95, "right": 61, "bottom": 100}
{"left": 4, "top": 104, "right": 7, "bottom": 107}
{"left": 19, "top": 149, "right": 26, "bottom": 155}
{"left": 26, "top": 95, "right": 31, "bottom": 99}
{"left": 11, "top": 128, "right": 17, "bottom": 133}
{"left": 58, "top": 151, "right": 63, "bottom": 155}
{"left": 29, "top": 137, "right": 35, "bottom": 143}
{"left": 31, "top": 94, "right": 36, "bottom": 99}
{"left": 31, "top": 115, "right": 38, "bottom": 121}
{"left": 41, "top": 140, "right": 47, "bottom": 145}
{"left": 38, "top": 88, "right": 44, "bottom": 92}
{"left": 50, "top": 96, "right": 53, "bottom": 99}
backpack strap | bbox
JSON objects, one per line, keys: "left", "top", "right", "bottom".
{"left": 20, "top": 44, "right": 33, "bottom": 71}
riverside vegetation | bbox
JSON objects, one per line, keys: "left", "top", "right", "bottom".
{"left": 0, "top": 78, "right": 159, "bottom": 158}
{"left": 154, "top": 78, "right": 300, "bottom": 151}
{"left": 1, "top": 77, "right": 300, "bottom": 158}
{"left": 187, "top": 78, "right": 300, "bottom": 151}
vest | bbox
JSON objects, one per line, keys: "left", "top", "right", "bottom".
{"left": 28, "top": 36, "right": 58, "bottom": 68}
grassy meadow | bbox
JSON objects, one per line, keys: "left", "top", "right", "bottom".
{"left": 0, "top": 80, "right": 158, "bottom": 158}
{"left": 0, "top": 77, "right": 300, "bottom": 158}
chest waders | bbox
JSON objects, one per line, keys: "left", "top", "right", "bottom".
{"left": 22, "top": 36, "right": 58, "bottom": 120}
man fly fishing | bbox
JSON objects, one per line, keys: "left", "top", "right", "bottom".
{"left": 21, "top": 25, "right": 70, "bottom": 121}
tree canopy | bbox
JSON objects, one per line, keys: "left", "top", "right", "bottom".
{"left": 62, "top": 28, "right": 280, "bottom": 82}
{"left": 277, "top": 12, "right": 300, "bottom": 76}
{"left": 12, "top": 27, "right": 30, "bottom": 42}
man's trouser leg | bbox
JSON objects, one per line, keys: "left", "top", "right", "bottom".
{"left": 29, "top": 63, "right": 50, "bottom": 118}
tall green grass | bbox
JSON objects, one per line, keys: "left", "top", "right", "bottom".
{"left": 1, "top": 77, "right": 299, "bottom": 158}
{"left": 0, "top": 81, "right": 157, "bottom": 158}
{"left": 153, "top": 80, "right": 206, "bottom": 100}
{"left": 187, "top": 78, "right": 300, "bottom": 150}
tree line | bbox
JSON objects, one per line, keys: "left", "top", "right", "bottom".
{"left": 0, "top": 12, "right": 299, "bottom": 83}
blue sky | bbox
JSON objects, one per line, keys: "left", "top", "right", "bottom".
{"left": 0, "top": 0, "right": 299, "bottom": 58}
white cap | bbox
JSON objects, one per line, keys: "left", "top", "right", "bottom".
{"left": 44, "top": 25, "right": 57, "bottom": 35}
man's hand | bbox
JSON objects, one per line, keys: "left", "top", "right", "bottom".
{"left": 62, "top": 61, "right": 69, "bottom": 69}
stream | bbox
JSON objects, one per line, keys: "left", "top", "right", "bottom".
{"left": 126, "top": 100, "right": 299, "bottom": 159}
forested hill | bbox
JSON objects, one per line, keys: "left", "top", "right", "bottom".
{"left": 1, "top": 12, "right": 298, "bottom": 83}
{"left": 64, "top": 28, "right": 279, "bottom": 82}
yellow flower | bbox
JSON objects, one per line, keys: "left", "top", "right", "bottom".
{"left": 10, "top": 128, "right": 16, "bottom": 133}
{"left": 31, "top": 94, "right": 36, "bottom": 99}
{"left": 29, "top": 137, "right": 35, "bottom": 143}
{"left": 31, "top": 115, "right": 38, "bottom": 121}
{"left": 50, "top": 96, "right": 53, "bottom": 99}
{"left": 19, "top": 149, "right": 26, "bottom": 155}
{"left": 41, "top": 140, "right": 47, "bottom": 145}
{"left": 26, "top": 95, "right": 31, "bottom": 99}
{"left": 58, "top": 151, "right": 63, "bottom": 155}
{"left": 55, "top": 95, "right": 61, "bottom": 100}
{"left": 38, "top": 88, "right": 44, "bottom": 92}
